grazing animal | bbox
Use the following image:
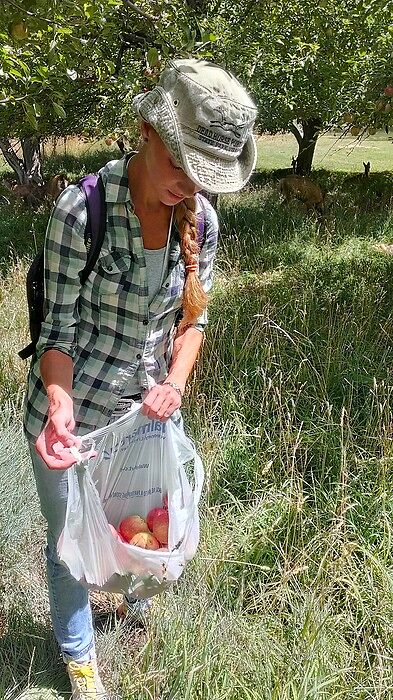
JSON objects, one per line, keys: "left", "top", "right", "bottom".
{"left": 279, "top": 174, "right": 325, "bottom": 215}
{"left": 2, "top": 172, "right": 68, "bottom": 205}
{"left": 44, "top": 173, "right": 69, "bottom": 201}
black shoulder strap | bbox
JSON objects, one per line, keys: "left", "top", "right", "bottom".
{"left": 77, "top": 174, "right": 106, "bottom": 285}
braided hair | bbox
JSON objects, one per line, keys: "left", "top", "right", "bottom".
{"left": 174, "top": 196, "right": 207, "bottom": 330}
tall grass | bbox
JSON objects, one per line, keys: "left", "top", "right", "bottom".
{"left": 0, "top": 149, "right": 393, "bottom": 698}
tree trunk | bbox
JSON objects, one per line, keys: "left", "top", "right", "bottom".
{"left": 0, "top": 138, "right": 28, "bottom": 184}
{"left": 0, "top": 136, "right": 44, "bottom": 206}
{"left": 22, "top": 136, "right": 43, "bottom": 185}
{"left": 290, "top": 119, "right": 321, "bottom": 175}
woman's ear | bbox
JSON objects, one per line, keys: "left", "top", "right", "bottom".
{"left": 141, "top": 121, "right": 151, "bottom": 142}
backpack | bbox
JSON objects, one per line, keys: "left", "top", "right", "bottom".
{"left": 19, "top": 176, "right": 207, "bottom": 360}
{"left": 18, "top": 174, "right": 107, "bottom": 360}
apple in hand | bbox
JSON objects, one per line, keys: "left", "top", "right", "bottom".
{"left": 119, "top": 515, "right": 149, "bottom": 543}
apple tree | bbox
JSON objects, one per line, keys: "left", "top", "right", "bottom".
{"left": 206, "top": 0, "right": 393, "bottom": 173}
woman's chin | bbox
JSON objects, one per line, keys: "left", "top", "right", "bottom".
{"left": 164, "top": 189, "right": 185, "bottom": 205}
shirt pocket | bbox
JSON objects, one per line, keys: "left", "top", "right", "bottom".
{"left": 94, "top": 250, "right": 133, "bottom": 297}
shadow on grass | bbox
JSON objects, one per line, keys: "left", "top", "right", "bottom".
{"left": 0, "top": 606, "right": 69, "bottom": 698}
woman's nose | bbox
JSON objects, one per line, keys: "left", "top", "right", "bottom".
{"left": 177, "top": 172, "right": 200, "bottom": 196}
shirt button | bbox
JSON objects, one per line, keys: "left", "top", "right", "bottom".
{"left": 143, "top": 318, "right": 148, "bottom": 325}
{"left": 107, "top": 265, "right": 113, "bottom": 271}
{"left": 165, "top": 282, "right": 170, "bottom": 288}
{"left": 136, "top": 353, "right": 142, "bottom": 360}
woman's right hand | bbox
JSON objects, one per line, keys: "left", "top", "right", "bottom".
{"left": 35, "top": 386, "right": 81, "bottom": 470}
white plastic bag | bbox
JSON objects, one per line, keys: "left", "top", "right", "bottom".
{"left": 57, "top": 403, "right": 204, "bottom": 598}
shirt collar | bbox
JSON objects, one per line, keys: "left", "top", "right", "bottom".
{"left": 99, "top": 152, "right": 136, "bottom": 205}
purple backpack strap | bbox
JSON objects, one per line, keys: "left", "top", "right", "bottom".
{"left": 77, "top": 174, "right": 106, "bottom": 285}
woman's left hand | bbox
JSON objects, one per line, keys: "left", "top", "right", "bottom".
{"left": 141, "top": 383, "right": 182, "bottom": 421}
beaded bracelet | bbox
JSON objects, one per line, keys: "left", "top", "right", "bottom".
{"left": 163, "top": 381, "right": 183, "bottom": 397}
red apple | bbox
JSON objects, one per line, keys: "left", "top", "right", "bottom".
{"left": 119, "top": 515, "right": 149, "bottom": 543}
{"left": 152, "top": 510, "right": 169, "bottom": 545}
{"left": 384, "top": 86, "right": 393, "bottom": 97}
{"left": 130, "top": 531, "right": 160, "bottom": 550}
{"left": 147, "top": 507, "right": 165, "bottom": 531}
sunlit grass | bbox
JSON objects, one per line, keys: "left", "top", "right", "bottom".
{"left": 0, "top": 143, "right": 393, "bottom": 698}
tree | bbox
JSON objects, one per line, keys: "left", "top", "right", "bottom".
{"left": 0, "top": 0, "right": 221, "bottom": 188}
{"left": 207, "top": 0, "right": 393, "bottom": 173}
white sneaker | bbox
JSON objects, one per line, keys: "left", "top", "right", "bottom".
{"left": 66, "top": 658, "right": 109, "bottom": 699}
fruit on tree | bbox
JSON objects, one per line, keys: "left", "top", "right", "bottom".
{"left": 350, "top": 126, "right": 360, "bottom": 136}
{"left": 10, "top": 20, "right": 28, "bottom": 40}
{"left": 342, "top": 113, "right": 354, "bottom": 124}
{"left": 119, "top": 515, "right": 149, "bottom": 543}
{"left": 368, "top": 127, "right": 376, "bottom": 135}
{"left": 130, "top": 532, "right": 160, "bottom": 550}
{"left": 384, "top": 86, "right": 393, "bottom": 97}
{"left": 105, "top": 138, "right": 113, "bottom": 146}
{"left": 152, "top": 510, "right": 169, "bottom": 545}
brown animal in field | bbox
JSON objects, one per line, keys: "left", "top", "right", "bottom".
{"left": 279, "top": 175, "right": 325, "bottom": 215}
{"left": 44, "top": 173, "right": 69, "bottom": 201}
{"left": 2, "top": 178, "right": 42, "bottom": 205}
{"left": 2, "top": 172, "right": 68, "bottom": 204}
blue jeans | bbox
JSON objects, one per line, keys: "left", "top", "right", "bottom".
{"left": 29, "top": 442, "right": 96, "bottom": 664}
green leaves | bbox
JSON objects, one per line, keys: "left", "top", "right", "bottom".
{"left": 52, "top": 102, "right": 66, "bottom": 119}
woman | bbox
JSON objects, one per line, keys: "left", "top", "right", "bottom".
{"left": 23, "top": 58, "right": 257, "bottom": 698}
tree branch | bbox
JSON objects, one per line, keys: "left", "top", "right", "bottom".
{"left": 289, "top": 122, "right": 303, "bottom": 146}
{"left": 122, "top": 0, "right": 159, "bottom": 22}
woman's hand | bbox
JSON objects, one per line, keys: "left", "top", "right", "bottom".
{"left": 35, "top": 386, "right": 81, "bottom": 470}
{"left": 141, "top": 383, "right": 182, "bottom": 422}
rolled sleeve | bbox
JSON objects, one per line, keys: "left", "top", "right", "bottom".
{"left": 192, "top": 201, "right": 219, "bottom": 332}
{"left": 35, "top": 185, "right": 88, "bottom": 360}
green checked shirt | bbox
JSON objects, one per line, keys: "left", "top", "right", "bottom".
{"left": 23, "top": 155, "right": 219, "bottom": 442}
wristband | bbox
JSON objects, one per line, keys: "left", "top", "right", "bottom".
{"left": 163, "top": 381, "right": 183, "bottom": 397}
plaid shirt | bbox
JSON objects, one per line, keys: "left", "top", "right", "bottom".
{"left": 23, "top": 155, "right": 218, "bottom": 441}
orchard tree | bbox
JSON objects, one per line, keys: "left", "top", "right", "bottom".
{"left": 0, "top": 0, "right": 215, "bottom": 188}
{"left": 208, "top": 0, "right": 393, "bottom": 173}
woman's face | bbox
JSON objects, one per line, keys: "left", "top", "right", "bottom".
{"left": 142, "top": 123, "right": 200, "bottom": 205}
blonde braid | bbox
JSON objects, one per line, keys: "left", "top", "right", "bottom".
{"left": 174, "top": 196, "right": 208, "bottom": 330}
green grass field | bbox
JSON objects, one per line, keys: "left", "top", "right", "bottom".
{"left": 256, "top": 131, "right": 392, "bottom": 173}
{"left": 0, "top": 140, "right": 393, "bottom": 699}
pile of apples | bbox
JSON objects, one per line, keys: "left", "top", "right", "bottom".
{"left": 109, "top": 494, "right": 169, "bottom": 551}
